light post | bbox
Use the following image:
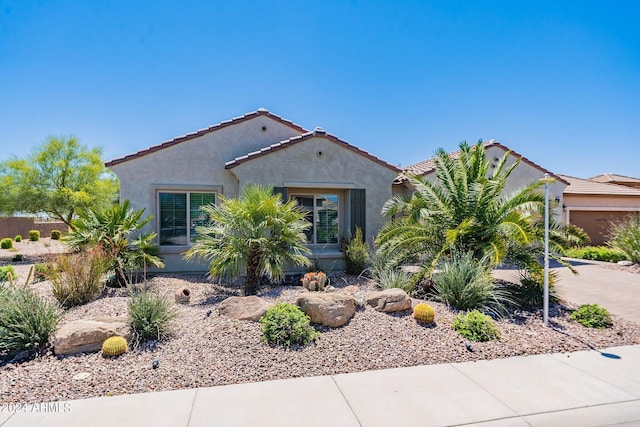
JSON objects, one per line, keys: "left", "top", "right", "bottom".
{"left": 539, "top": 173, "right": 555, "bottom": 327}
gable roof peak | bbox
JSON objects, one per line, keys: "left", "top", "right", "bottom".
{"left": 105, "top": 108, "right": 307, "bottom": 167}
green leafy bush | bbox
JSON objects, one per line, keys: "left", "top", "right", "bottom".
{"left": 607, "top": 214, "right": 640, "bottom": 263}
{"left": 452, "top": 310, "right": 500, "bottom": 342}
{"left": 128, "top": 290, "right": 177, "bottom": 342}
{"left": 344, "top": 227, "right": 370, "bottom": 276}
{"left": 1, "top": 238, "right": 13, "bottom": 250}
{"left": 50, "top": 230, "right": 62, "bottom": 240}
{"left": 571, "top": 304, "right": 613, "bottom": 328}
{"left": 431, "top": 252, "right": 510, "bottom": 316}
{"left": 0, "top": 284, "right": 62, "bottom": 354}
{"left": 565, "top": 246, "right": 627, "bottom": 263}
{"left": 0, "top": 266, "right": 16, "bottom": 283}
{"left": 261, "top": 302, "right": 319, "bottom": 347}
{"left": 49, "top": 250, "right": 109, "bottom": 308}
{"left": 508, "top": 269, "right": 559, "bottom": 309}
{"left": 14, "top": 235, "right": 22, "bottom": 242}
{"left": 367, "top": 249, "right": 414, "bottom": 294}
{"left": 29, "top": 230, "right": 40, "bottom": 242}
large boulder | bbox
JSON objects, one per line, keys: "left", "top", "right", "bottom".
{"left": 54, "top": 317, "right": 131, "bottom": 356}
{"left": 218, "top": 296, "right": 270, "bottom": 322}
{"left": 297, "top": 293, "right": 355, "bottom": 327}
{"left": 366, "top": 288, "right": 412, "bottom": 313}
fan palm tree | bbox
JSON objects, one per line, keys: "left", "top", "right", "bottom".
{"left": 184, "top": 184, "right": 311, "bottom": 296}
{"left": 377, "top": 141, "right": 586, "bottom": 277}
{"left": 65, "top": 199, "right": 164, "bottom": 285}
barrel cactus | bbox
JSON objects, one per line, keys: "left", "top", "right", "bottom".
{"left": 101, "top": 336, "right": 128, "bottom": 357}
{"left": 301, "top": 272, "right": 328, "bottom": 291}
{"left": 413, "top": 303, "right": 435, "bottom": 324}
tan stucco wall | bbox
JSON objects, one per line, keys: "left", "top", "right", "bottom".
{"left": 229, "top": 136, "right": 399, "bottom": 244}
{"left": 563, "top": 194, "right": 640, "bottom": 209}
{"left": 108, "top": 116, "right": 305, "bottom": 272}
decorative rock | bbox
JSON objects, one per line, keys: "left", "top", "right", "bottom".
{"left": 297, "top": 293, "right": 356, "bottom": 327}
{"left": 352, "top": 290, "right": 366, "bottom": 308}
{"left": 218, "top": 296, "right": 270, "bottom": 322}
{"left": 175, "top": 287, "right": 191, "bottom": 304}
{"left": 618, "top": 260, "right": 633, "bottom": 266}
{"left": 366, "top": 288, "right": 412, "bottom": 313}
{"left": 54, "top": 317, "right": 132, "bottom": 356}
{"left": 341, "top": 285, "right": 359, "bottom": 296}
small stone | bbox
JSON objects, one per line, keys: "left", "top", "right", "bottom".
{"left": 73, "top": 372, "right": 91, "bottom": 380}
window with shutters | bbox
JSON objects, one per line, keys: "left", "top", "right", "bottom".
{"left": 158, "top": 192, "right": 216, "bottom": 246}
{"left": 291, "top": 194, "right": 339, "bottom": 245}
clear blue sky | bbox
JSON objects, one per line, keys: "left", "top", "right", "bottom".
{"left": 1, "top": 1, "right": 638, "bottom": 178}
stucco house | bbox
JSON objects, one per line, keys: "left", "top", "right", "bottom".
{"left": 559, "top": 174, "right": 640, "bottom": 245}
{"left": 105, "top": 109, "right": 401, "bottom": 272}
{"left": 395, "top": 140, "right": 569, "bottom": 220}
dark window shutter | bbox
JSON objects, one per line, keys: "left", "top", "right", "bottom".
{"left": 273, "top": 187, "right": 288, "bottom": 203}
{"left": 350, "top": 189, "right": 366, "bottom": 239}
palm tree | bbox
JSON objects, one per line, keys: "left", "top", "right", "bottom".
{"left": 65, "top": 199, "right": 164, "bottom": 285}
{"left": 377, "top": 141, "right": 586, "bottom": 277}
{"left": 184, "top": 184, "right": 311, "bottom": 296}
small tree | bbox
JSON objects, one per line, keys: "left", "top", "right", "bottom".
{"left": 0, "top": 135, "right": 118, "bottom": 228}
{"left": 65, "top": 200, "right": 163, "bottom": 286}
{"left": 185, "top": 184, "right": 311, "bottom": 295}
{"left": 344, "top": 226, "right": 370, "bottom": 275}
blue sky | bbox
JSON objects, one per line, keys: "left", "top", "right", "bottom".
{"left": 1, "top": 1, "right": 638, "bottom": 178}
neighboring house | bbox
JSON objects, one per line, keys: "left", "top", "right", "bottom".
{"left": 105, "top": 109, "right": 400, "bottom": 272}
{"left": 589, "top": 173, "right": 640, "bottom": 189}
{"left": 396, "top": 140, "right": 568, "bottom": 221}
{"left": 559, "top": 174, "right": 640, "bottom": 245}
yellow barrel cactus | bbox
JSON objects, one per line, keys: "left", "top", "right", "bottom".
{"left": 101, "top": 336, "right": 128, "bottom": 357}
{"left": 413, "top": 303, "right": 435, "bottom": 324}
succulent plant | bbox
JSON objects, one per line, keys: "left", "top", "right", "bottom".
{"left": 301, "top": 272, "right": 328, "bottom": 291}
{"left": 101, "top": 336, "right": 128, "bottom": 357}
{"left": 413, "top": 303, "right": 435, "bottom": 324}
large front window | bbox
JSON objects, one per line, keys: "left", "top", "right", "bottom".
{"left": 159, "top": 192, "right": 216, "bottom": 245}
{"left": 292, "top": 194, "right": 339, "bottom": 244}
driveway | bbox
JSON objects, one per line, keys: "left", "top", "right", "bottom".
{"left": 493, "top": 259, "right": 640, "bottom": 324}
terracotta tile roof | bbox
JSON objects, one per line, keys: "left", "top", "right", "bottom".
{"left": 560, "top": 174, "right": 640, "bottom": 196}
{"left": 105, "top": 108, "right": 308, "bottom": 167}
{"left": 397, "top": 140, "right": 569, "bottom": 185}
{"left": 225, "top": 127, "right": 401, "bottom": 173}
{"left": 589, "top": 173, "right": 640, "bottom": 184}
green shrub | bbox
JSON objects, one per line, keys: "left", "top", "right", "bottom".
{"left": 261, "top": 302, "right": 319, "bottom": 347}
{"left": 565, "top": 246, "right": 628, "bottom": 263}
{"left": 14, "top": 235, "right": 22, "bottom": 242}
{"left": 29, "top": 230, "right": 40, "bottom": 242}
{"left": 128, "top": 290, "right": 177, "bottom": 342}
{"left": 33, "top": 262, "right": 55, "bottom": 283}
{"left": 50, "top": 230, "right": 62, "bottom": 240}
{"left": 571, "top": 304, "right": 613, "bottom": 328}
{"left": 0, "top": 266, "right": 16, "bottom": 283}
{"left": 607, "top": 214, "right": 640, "bottom": 263}
{"left": 431, "top": 252, "right": 510, "bottom": 317}
{"left": 344, "top": 227, "right": 370, "bottom": 276}
{"left": 0, "top": 284, "right": 62, "bottom": 354}
{"left": 452, "top": 310, "right": 500, "bottom": 342}
{"left": 1, "top": 238, "right": 13, "bottom": 250}
{"left": 376, "top": 268, "right": 414, "bottom": 294}
{"left": 508, "top": 269, "right": 559, "bottom": 309}
{"left": 49, "top": 250, "right": 109, "bottom": 308}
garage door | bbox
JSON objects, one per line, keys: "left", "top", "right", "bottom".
{"left": 570, "top": 211, "right": 631, "bottom": 245}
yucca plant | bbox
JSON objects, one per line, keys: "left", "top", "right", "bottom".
{"left": 608, "top": 214, "right": 640, "bottom": 263}
{"left": 185, "top": 184, "right": 311, "bottom": 295}
{"left": 0, "top": 275, "right": 62, "bottom": 354}
{"left": 128, "top": 289, "right": 176, "bottom": 343}
{"left": 431, "top": 251, "right": 512, "bottom": 317}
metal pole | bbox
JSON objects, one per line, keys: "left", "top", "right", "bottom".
{"left": 543, "top": 174, "right": 550, "bottom": 327}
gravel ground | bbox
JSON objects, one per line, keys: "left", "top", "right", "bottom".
{"left": 1, "top": 268, "right": 640, "bottom": 405}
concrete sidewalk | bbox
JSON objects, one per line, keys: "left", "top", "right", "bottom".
{"left": 2, "top": 345, "right": 639, "bottom": 427}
